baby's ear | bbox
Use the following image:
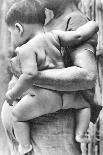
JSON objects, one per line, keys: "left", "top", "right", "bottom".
{"left": 15, "top": 23, "right": 24, "bottom": 36}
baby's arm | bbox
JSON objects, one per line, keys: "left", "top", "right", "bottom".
{"left": 53, "top": 21, "right": 99, "bottom": 47}
{"left": 6, "top": 47, "right": 38, "bottom": 103}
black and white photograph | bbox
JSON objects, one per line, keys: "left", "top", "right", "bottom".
{"left": 0, "top": 0, "right": 103, "bottom": 155}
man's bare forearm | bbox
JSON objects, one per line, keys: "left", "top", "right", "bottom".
{"left": 34, "top": 66, "right": 96, "bottom": 92}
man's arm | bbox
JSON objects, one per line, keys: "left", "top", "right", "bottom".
{"left": 53, "top": 21, "right": 99, "bottom": 47}
{"left": 34, "top": 43, "right": 97, "bottom": 91}
{"left": 33, "top": 14, "right": 97, "bottom": 92}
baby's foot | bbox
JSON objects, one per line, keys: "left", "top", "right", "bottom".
{"left": 18, "top": 144, "right": 32, "bottom": 155}
{"left": 76, "top": 134, "right": 90, "bottom": 144}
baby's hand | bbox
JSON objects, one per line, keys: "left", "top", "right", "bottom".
{"left": 5, "top": 91, "right": 14, "bottom": 106}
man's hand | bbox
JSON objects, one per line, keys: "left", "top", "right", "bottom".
{"left": 5, "top": 91, "right": 14, "bottom": 106}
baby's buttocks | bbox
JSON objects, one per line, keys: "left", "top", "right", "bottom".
{"left": 62, "top": 92, "right": 90, "bottom": 110}
{"left": 26, "top": 86, "right": 63, "bottom": 113}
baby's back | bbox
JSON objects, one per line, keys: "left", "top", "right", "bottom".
{"left": 29, "top": 32, "right": 65, "bottom": 71}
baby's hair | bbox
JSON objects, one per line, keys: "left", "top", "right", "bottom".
{"left": 5, "top": 0, "right": 46, "bottom": 26}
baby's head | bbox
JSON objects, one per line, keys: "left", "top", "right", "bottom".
{"left": 5, "top": 0, "right": 46, "bottom": 48}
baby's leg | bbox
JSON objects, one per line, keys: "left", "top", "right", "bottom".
{"left": 12, "top": 91, "right": 62, "bottom": 121}
{"left": 12, "top": 92, "right": 62, "bottom": 153}
{"left": 13, "top": 120, "right": 32, "bottom": 155}
{"left": 75, "top": 108, "right": 91, "bottom": 144}
{"left": 12, "top": 90, "right": 62, "bottom": 154}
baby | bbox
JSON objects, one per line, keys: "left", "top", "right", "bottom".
{"left": 5, "top": 0, "right": 99, "bottom": 154}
